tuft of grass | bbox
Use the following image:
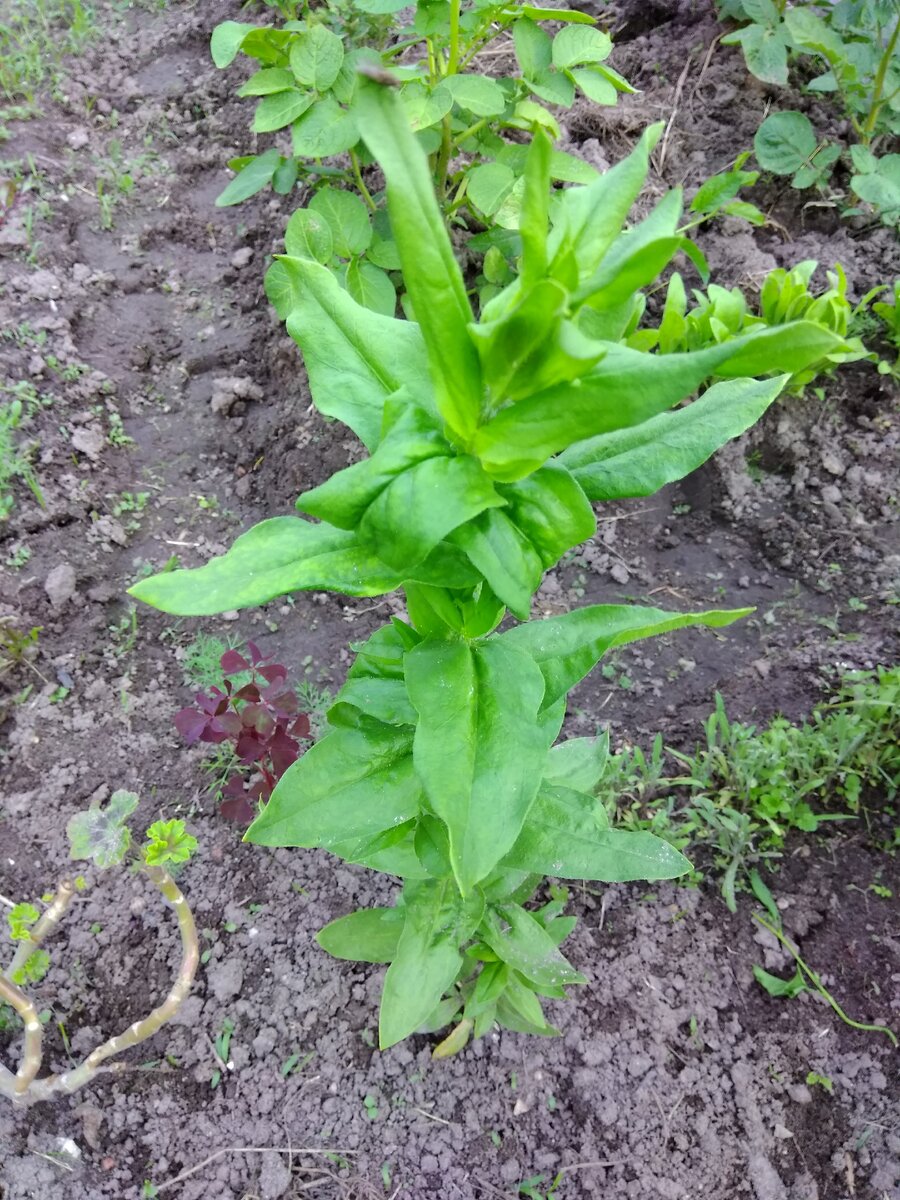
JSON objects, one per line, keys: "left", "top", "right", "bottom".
{"left": 0, "top": 400, "right": 43, "bottom": 519}
{"left": 0, "top": 0, "right": 98, "bottom": 102}
{"left": 602, "top": 667, "right": 900, "bottom": 910}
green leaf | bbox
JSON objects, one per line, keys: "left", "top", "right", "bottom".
{"left": 851, "top": 154, "right": 900, "bottom": 224}
{"left": 128, "top": 517, "right": 477, "bottom": 614}
{"left": 269, "top": 256, "right": 432, "bottom": 449}
{"left": 329, "top": 675, "right": 417, "bottom": 728}
{"left": 291, "top": 96, "right": 358, "bottom": 157}
{"left": 498, "top": 463, "right": 596, "bottom": 569}
{"left": 481, "top": 904, "right": 585, "bottom": 987}
{"left": 144, "top": 819, "right": 197, "bottom": 866}
{"left": 397, "top": 79, "right": 453, "bottom": 131}
{"left": 252, "top": 88, "right": 314, "bottom": 132}
{"left": 67, "top": 790, "right": 138, "bottom": 868}
{"left": 496, "top": 977, "right": 559, "bottom": 1036}
{"left": 520, "top": 130, "right": 552, "bottom": 286}
{"left": 552, "top": 25, "right": 611, "bottom": 68}
{"left": 290, "top": 25, "right": 344, "bottom": 90}
{"left": 754, "top": 111, "right": 816, "bottom": 175}
{"left": 753, "top": 965, "right": 807, "bottom": 998}
{"left": 210, "top": 20, "right": 255, "bottom": 68}
{"left": 330, "top": 823, "right": 429, "bottom": 879}
{"left": 503, "top": 784, "right": 691, "bottom": 881}
{"left": 526, "top": 67, "right": 575, "bottom": 108}
{"left": 444, "top": 73, "right": 507, "bottom": 116}
{"left": 570, "top": 67, "right": 618, "bottom": 105}
{"left": 355, "top": 80, "right": 482, "bottom": 441}
{"left": 379, "top": 880, "right": 484, "bottom": 1048}
{"left": 449, "top": 508, "right": 543, "bottom": 619}
{"left": 358, "top": 455, "right": 505, "bottom": 571}
{"left": 215, "top": 148, "right": 282, "bottom": 207}
{"left": 237, "top": 67, "right": 295, "bottom": 96}
{"left": 317, "top": 908, "right": 405, "bottom": 963}
{"left": 405, "top": 638, "right": 548, "bottom": 894}
{"left": 345, "top": 258, "right": 396, "bottom": 315}
{"left": 284, "top": 207, "right": 334, "bottom": 263}
{"left": 562, "top": 376, "right": 786, "bottom": 501}
{"left": 544, "top": 735, "right": 609, "bottom": 792}
{"left": 514, "top": 17, "right": 552, "bottom": 77}
{"left": 501, "top": 603, "right": 752, "bottom": 709}
{"left": 548, "top": 123, "right": 663, "bottom": 283}
{"left": 246, "top": 721, "right": 420, "bottom": 848}
{"left": 466, "top": 162, "right": 517, "bottom": 216}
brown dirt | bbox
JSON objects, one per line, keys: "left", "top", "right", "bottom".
{"left": 0, "top": 1, "right": 898, "bottom": 1198}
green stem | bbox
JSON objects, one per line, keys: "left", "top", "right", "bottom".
{"left": 453, "top": 117, "right": 488, "bottom": 149}
{"left": 350, "top": 148, "right": 376, "bottom": 212}
{"left": 3, "top": 879, "right": 75, "bottom": 985}
{"left": 447, "top": 0, "right": 462, "bottom": 77}
{"left": 753, "top": 912, "right": 898, "bottom": 1047}
{"left": 862, "top": 16, "right": 900, "bottom": 145}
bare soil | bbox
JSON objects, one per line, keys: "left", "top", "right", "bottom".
{"left": 0, "top": 1, "right": 898, "bottom": 1198}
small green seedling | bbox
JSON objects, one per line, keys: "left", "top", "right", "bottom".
{"left": 806, "top": 1070, "right": 834, "bottom": 1095}
{"left": 0, "top": 792, "right": 199, "bottom": 1106}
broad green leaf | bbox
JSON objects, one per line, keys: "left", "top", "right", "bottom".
{"left": 211, "top": 21, "right": 255, "bottom": 68}
{"left": 516, "top": 5, "right": 595, "bottom": 22}
{"left": 502, "top": 783, "right": 691, "bottom": 881}
{"left": 330, "top": 824, "right": 429, "bottom": 879}
{"left": 253, "top": 88, "right": 314, "bottom": 132}
{"left": 575, "top": 188, "right": 684, "bottom": 307}
{"left": 284, "top": 207, "right": 333, "bottom": 263}
{"left": 501, "top": 603, "right": 752, "bottom": 708}
{"left": 346, "top": 258, "right": 396, "bottom": 316}
{"left": 291, "top": 97, "right": 358, "bottom": 157}
{"left": 379, "top": 880, "right": 484, "bottom": 1048}
{"left": 238, "top": 67, "right": 295, "bottom": 96}
{"left": 496, "top": 976, "right": 559, "bottom": 1036}
{"left": 449, "top": 508, "right": 543, "bottom": 619}
{"left": 246, "top": 721, "right": 419, "bottom": 847}
{"left": 128, "top": 517, "right": 478, "bottom": 614}
{"left": 290, "top": 25, "right": 344, "bottom": 90}
{"left": 548, "top": 123, "right": 663, "bottom": 282}
{"left": 570, "top": 67, "right": 618, "bottom": 105}
{"left": 498, "top": 463, "right": 596, "bottom": 569}
{"left": 269, "top": 256, "right": 432, "bottom": 449}
{"left": 563, "top": 376, "right": 786, "bottom": 501}
{"left": 549, "top": 148, "right": 599, "bottom": 184}
{"left": 513, "top": 17, "right": 552, "bottom": 78}
{"left": 754, "top": 111, "right": 816, "bottom": 175}
{"left": 216, "top": 148, "right": 282, "bottom": 206}
{"left": 851, "top": 154, "right": 900, "bottom": 223}
{"left": 359, "top": 455, "right": 505, "bottom": 571}
{"left": 356, "top": 81, "right": 482, "bottom": 441}
{"left": 519, "top": 130, "right": 551, "bottom": 286}
{"left": 354, "top": 0, "right": 408, "bottom": 10}
{"left": 527, "top": 67, "right": 575, "bottom": 108}
{"left": 544, "top": 735, "right": 609, "bottom": 792}
{"left": 552, "top": 25, "right": 611, "bottom": 68}
{"left": 469, "top": 279, "right": 570, "bottom": 403}
{"left": 466, "top": 162, "right": 517, "bottom": 216}
{"left": 723, "top": 24, "right": 789, "bottom": 86}
{"left": 481, "top": 904, "right": 585, "bottom": 987}
{"left": 328, "top": 675, "right": 417, "bottom": 728}
{"left": 398, "top": 79, "right": 453, "bottom": 130}
{"left": 297, "top": 399, "right": 446, "bottom": 529}
{"left": 405, "top": 638, "right": 548, "bottom": 894}
{"left": 753, "top": 965, "right": 807, "bottom": 998}
{"left": 272, "top": 157, "right": 298, "bottom": 194}
{"left": 475, "top": 327, "right": 846, "bottom": 480}
{"left": 316, "top": 907, "right": 404, "bottom": 962}
{"left": 444, "top": 73, "right": 507, "bottom": 116}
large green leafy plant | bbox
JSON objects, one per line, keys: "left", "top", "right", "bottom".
{"left": 212, "top": 1, "right": 631, "bottom": 310}
{"left": 131, "top": 83, "right": 847, "bottom": 1052}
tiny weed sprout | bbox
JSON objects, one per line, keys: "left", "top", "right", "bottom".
{"left": 131, "top": 83, "right": 852, "bottom": 1053}
{"left": 174, "top": 640, "right": 311, "bottom": 822}
{"left": 0, "top": 792, "right": 199, "bottom": 1105}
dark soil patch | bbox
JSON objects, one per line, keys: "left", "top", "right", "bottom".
{"left": 1, "top": 1, "right": 898, "bottom": 1197}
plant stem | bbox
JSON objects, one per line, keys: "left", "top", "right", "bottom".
{"left": 3, "top": 879, "right": 75, "bottom": 985}
{"left": 447, "top": 0, "right": 462, "bottom": 77}
{"left": 0, "top": 974, "right": 43, "bottom": 1097}
{"left": 753, "top": 912, "right": 898, "bottom": 1047}
{"left": 862, "top": 16, "right": 900, "bottom": 145}
{"left": 349, "top": 148, "right": 376, "bottom": 211}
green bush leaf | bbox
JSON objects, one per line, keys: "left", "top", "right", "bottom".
{"left": 316, "top": 908, "right": 405, "bottom": 962}
{"left": 563, "top": 376, "right": 786, "bottom": 501}
{"left": 253, "top": 88, "right": 314, "bottom": 132}
{"left": 499, "top": 463, "right": 596, "bottom": 569}
{"left": 406, "top": 638, "right": 549, "bottom": 894}
{"left": 246, "top": 721, "right": 420, "bottom": 848}
{"left": 502, "top": 784, "right": 691, "bottom": 881}
{"left": 237, "top": 67, "right": 295, "bottom": 96}
{"left": 379, "top": 880, "right": 484, "bottom": 1048}
{"left": 291, "top": 97, "right": 358, "bottom": 157}
{"left": 501, "top": 603, "right": 752, "bottom": 708}
{"left": 290, "top": 25, "right": 344, "bottom": 90}
{"left": 481, "top": 904, "right": 585, "bottom": 986}
{"left": 269, "top": 256, "right": 432, "bottom": 449}
{"left": 210, "top": 20, "right": 255, "bottom": 68}
{"left": 444, "top": 73, "right": 507, "bottom": 116}
{"left": 449, "top": 508, "right": 543, "bottom": 619}
{"left": 570, "top": 67, "right": 618, "bottom": 105}
{"left": 356, "top": 81, "right": 482, "bottom": 441}
{"left": 128, "top": 517, "right": 477, "bottom": 614}
{"left": 466, "top": 162, "right": 517, "bottom": 216}
{"left": 544, "top": 735, "right": 609, "bottom": 792}
{"left": 284, "top": 207, "right": 334, "bottom": 263}
{"left": 514, "top": 17, "right": 552, "bottom": 77}
{"left": 552, "top": 25, "right": 611, "bottom": 68}
{"left": 754, "top": 111, "right": 816, "bottom": 175}
{"left": 67, "top": 790, "right": 138, "bottom": 868}
{"left": 345, "top": 258, "right": 396, "bottom": 316}
{"left": 723, "top": 24, "right": 789, "bottom": 87}
{"left": 215, "top": 148, "right": 283, "bottom": 207}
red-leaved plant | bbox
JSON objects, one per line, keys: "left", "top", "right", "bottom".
{"left": 174, "top": 642, "right": 310, "bottom": 822}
